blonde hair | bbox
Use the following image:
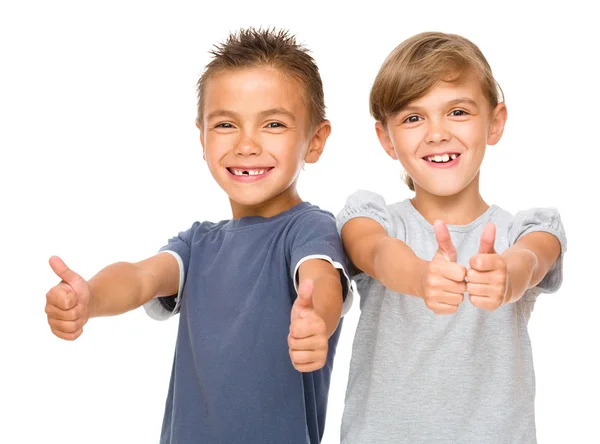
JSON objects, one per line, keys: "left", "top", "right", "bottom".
{"left": 197, "top": 28, "right": 325, "bottom": 130}
{"left": 370, "top": 32, "right": 504, "bottom": 191}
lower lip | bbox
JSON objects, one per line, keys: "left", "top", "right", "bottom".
{"left": 227, "top": 168, "right": 273, "bottom": 182}
{"left": 423, "top": 156, "right": 461, "bottom": 169}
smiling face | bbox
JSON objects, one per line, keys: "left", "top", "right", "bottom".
{"left": 376, "top": 73, "right": 507, "bottom": 198}
{"left": 199, "top": 67, "right": 330, "bottom": 218}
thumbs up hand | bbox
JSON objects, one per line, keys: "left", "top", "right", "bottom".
{"left": 420, "top": 220, "right": 467, "bottom": 315}
{"left": 45, "top": 256, "right": 91, "bottom": 340}
{"left": 288, "top": 279, "right": 328, "bottom": 373}
{"left": 467, "top": 222, "right": 509, "bottom": 311}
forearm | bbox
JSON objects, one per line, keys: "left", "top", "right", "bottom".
{"left": 310, "top": 273, "right": 343, "bottom": 337}
{"left": 88, "top": 262, "right": 160, "bottom": 318}
{"left": 502, "top": 248, "right": 538, "bottom": 304}
{"left": 372, "top": 236, "right": 428, "bottom": 298}
{"left": 502, "top": 231, "right": 561, "bottom": 304}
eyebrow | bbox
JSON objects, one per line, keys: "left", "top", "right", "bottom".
{"left": 446, "top": 97, "right": 479, "bottom": 109}
{"left": 206, "top": 108, "right": 297, "bottom": 122}
{"left": 402, "top": 97, "right": 480, "bottom": 113}
{"left": 206, "top": 109, "right": 239, "bottom": 121}
{"left": 258, "top": 108, "right": 297, "bottom": 122}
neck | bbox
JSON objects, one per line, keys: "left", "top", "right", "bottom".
{"left": 411, "top": 173, "right": 489, "bottom": 225}
{"left": 230, "top": 183, "right": 302, "bottom": 219}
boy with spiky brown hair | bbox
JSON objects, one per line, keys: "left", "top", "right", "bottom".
{"left": 44, "top": 28, "right": 352, "bottom": 444}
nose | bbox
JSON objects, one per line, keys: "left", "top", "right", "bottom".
{"left": 234, "top": 130, "right": 262, "bottom": 156}
{"left": 425, "top": 118, "right": 451, "bottom": 144}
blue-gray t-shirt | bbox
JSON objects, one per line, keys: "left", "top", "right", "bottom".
{"left": 143, "top": 202, "right": 353, "bottom": 444}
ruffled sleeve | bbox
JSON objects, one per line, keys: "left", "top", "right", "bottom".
{"left": 336, "top": 190, "right": 396, "bottom": 238}
{"left": 508, "top": 208, "right": 567, "bottom": 293}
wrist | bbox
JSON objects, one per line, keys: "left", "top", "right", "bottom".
{"left": 413, "top": 258, "right": 429, "bottom": 299}
{"left": 505, "top": 249, "right": 538, "bottom": 303}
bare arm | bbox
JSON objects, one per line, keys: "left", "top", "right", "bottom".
{"left": 503, "top": 231, "right": 561, "bottom": 304}
{"left": 46, "top": 253, "right": 180, "bottom": 340}
{"left": 88, "top": 253, "right": 180, "bottom": 317}
{"left": 341, "top": 217, "right": 428, "bottom": 298}
{"left": 297, "top": 259, "right": 343, "bottom": 337}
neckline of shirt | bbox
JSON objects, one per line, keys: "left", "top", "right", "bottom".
{"left": 403, "top": 199, "right": 499, "bottom": 233}
{"left": 223, "top": 201, "right": 312, "bottom": 231}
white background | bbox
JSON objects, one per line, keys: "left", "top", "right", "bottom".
{"left": 1, "top": 1, "right": 598, "bottom": 443}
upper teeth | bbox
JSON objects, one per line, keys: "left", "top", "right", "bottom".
{"left": 231, "top": 168, "right": 267, "bottom": 176}
{"left": 427, "top": 154, "right": 457, "bottom": 163}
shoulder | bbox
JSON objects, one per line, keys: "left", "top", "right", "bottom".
{"left": 336, "top": 190, "right": 410, "bottom": 239}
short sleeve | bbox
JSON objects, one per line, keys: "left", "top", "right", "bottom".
{"left": 289, "top": 209, "right": 355, "bottom": 315}
{"left": 508, "top": 208, "right": 567, "bottom": 293}
{"left": 143, "top": 222, "right": 202, "bottom": 320}
{"left": 336, "top": 190, "right": 395, "bottom": 238}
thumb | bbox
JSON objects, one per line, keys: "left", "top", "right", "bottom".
{"left": 433, "top": 220, "right": 457, "bottom": 262}
{"left": 293, "top": 279, "right": 314, "bottom": 319}
{"left": 478, "top": 222, "right": 496, "bottom": 254}
{"left": 49, "top": 256, "right": 83, "bottom": 287}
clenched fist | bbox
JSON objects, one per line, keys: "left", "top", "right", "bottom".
{"left": 467, "top": 222, "right": 509, "bottom": 312}
{"left": 421, "top": 220, "right": 467, "bottom": 314}
{"left": 45, "top": 256, "right": 91, "bottom": 340}
{"left": 288, "top": 279, "right": 328, "bottom": 372}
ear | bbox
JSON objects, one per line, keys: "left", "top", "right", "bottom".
{"left": 304, "top": 120, "right": 332, "bottom": 164}
{"left": 487, "top": 103, "right": 507, "bottom": 146}
{"left": 375, "top": 121, "right": 398, "bottom": 160}
{"left": 196, "top": 119, "right": 206, "bottom": 160}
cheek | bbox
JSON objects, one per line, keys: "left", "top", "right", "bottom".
{"left": 454, "top": 121, "right": 487, "bottom": 149}
{"left": 391, "top": 131, "right": 422, "bottom": 161}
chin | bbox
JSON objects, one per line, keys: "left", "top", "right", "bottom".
{"left": 418, "top": 182, "right": 468, "bottom": 197}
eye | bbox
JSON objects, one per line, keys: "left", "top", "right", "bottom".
{"left": 266, "top": 122, "right": 286, "bottom": 128}
{"left": 215, "top": 122, "right": 234, "bottom": 129}
{"left": 403, "top": 115, "right": 423, "bottom": 124}
{"left": 449, "top": 109, "right": 469, "bottom": 117}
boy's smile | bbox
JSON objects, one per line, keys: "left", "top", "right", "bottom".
{"left": 198, "top": 67, "right": 330, "bottom": 219}
{"left": 226, "top": 166, "right": 274, "bottom": 182}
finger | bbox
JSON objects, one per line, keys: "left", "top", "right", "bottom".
{"left": 427, "top": 302, "right": 460, "bottom": 315}
{"left": 293, "top": 362, "right": 323, "bottom": 373}
{"left": 466, "top": 282, "right": 502, "bottom": 298}
{"left": 291, "top": 279, "right": 314, "bottom": 321}
{"left": 50, "top": 327, "right": 83, "bottom": 341}
{"left": 290, "top": 318, "right": 326, "bottom": 339}
{"left": 49, "top": 256, "right": 83, "bottom": 287}
{"left": 433, "top": 220, "right": 457, "bottom": 262}
{"left": 45, "top": 302, "right": 85, "bottom": 321}
{"left": 48, "top": 317, "right": 87, "bottom": 334}
{"left": 295, "top": 279, "right": 314, "bottom": 309}
{"left": 469, "top": 254, "right": 504, "bottom": 272}
{"left": 46, "top": 282, "right": 78, "bottom": 310}
{"left": 288, "top": 334, "right": 327, "bottom": 351}
{"left": 469, "top": 295, "right": 502, "bottom": 312}
{"left": 478, "top": 222, "right": 496, "bottom": 254}
{"left": 440, "top": 262, "right": 467, "bottom": 283}
{"left": 437, "top": 291, "right": 465, "bottom": 306}
{"left": 466, "top": 268, "right": 506, "bottom": 286}
{"left": 289, "top": 350, "right": 323, "bottom": 365}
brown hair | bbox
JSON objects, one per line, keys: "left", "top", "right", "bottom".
{"left": 370, "top": 32, "right": 504, "bottom": 191}
{"left": 196, "top": 28, "right": 325, "bottom": 130}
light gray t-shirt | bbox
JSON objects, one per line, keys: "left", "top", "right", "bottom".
{"left": 336, "top": 191, "right": 567, "bottom": 444}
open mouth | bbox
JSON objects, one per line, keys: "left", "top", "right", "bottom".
{"left": 423, "top": 153, "right": 461, "bottom": 164}
{"left": 226, "top": 167, "right": 274, "bottom": 176}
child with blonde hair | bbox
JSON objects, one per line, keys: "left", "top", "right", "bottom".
{"left": 337, "top": 32, "right": 566, "bottom": 443}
